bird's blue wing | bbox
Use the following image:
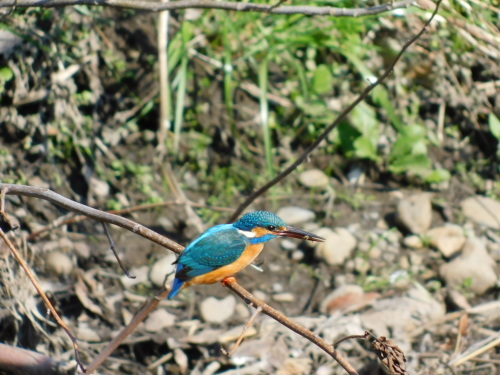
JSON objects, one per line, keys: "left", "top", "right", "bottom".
{"left": 176, "top": 224, "right": 248, "bottom": 281}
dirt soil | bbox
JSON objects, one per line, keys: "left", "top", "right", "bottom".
{"left": 0, "top": 5, "right": 499, "bottom": 375}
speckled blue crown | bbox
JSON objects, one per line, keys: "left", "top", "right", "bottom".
{"left": 233, "top": 211, "right": 287, "bottom": 231}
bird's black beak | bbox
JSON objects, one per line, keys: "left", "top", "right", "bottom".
{"left": 275, "top": 226, "right": 325, "bottom": 242}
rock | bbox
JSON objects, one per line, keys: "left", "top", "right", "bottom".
{"left": 144, "top": 309, "right": 176, "bottom": 332}
{"left": 45, "top": 251, "right": 73, "bottom": 277}
{"left": 276, "top": 206, "right": 315, "bottom": 226}
{"left": 199, "top": 295, "right": 236, "bottom": 324}
{"left": 403, "top": 235, "right": 423, "bottom": 249}
{"left": 120, "top": 265, "right": 149, "bottom": 288}
{"left": 320, "top": 285, "right": 379, "bottom": 314}
{"left": 280, "top": 239, "right": 298, "bottom": 251}
{"left": 298, "top": 169, "right": 329, "bottom": 188}
{"left": 440, "top": 238, "right": 497, "bottom": 294}
{"left": 426, "top": 225, "right": 465, "bottom": 257}
{"left": 272, "top": 293, "right": 295, "bottom": 302}
{"left": 89, "top": 176, "right": 109, "bottom": 198}
{"left": 149, "top": 253, "right": 177, "bottom": 287}
{"left": 461, "top": 196, "right": 500, "bottom": 229}
{"left": 315, "top": 227, "right": 357, "bottom": 266}
{"left": 396, "top": 193, "right": 433, "bottom": 234}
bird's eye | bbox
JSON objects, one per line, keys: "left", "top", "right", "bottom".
{"left": 266, "top": 225, "right": 276, "bottom": 231}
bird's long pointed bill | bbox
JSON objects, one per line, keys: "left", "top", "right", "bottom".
{"left": 277, "top": 227, "right": 325, "bottom": 242}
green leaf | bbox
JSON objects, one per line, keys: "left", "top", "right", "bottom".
{"left": 489, "top": 113, "right": 500, "bottom": 140}
{"left": 0, "top": 67, "right": 13, "bottom": 81}
{"left": 424, "top": 169, "right": 451, "bottom": 183}
{"left": 312, "top": 64, "right": 333, "bottom": 95}
{"left": 353, "top": 135, "right": 379, "bottom": 161}
{"left": 389, "top": 153, "right": 430, "bottom": 174}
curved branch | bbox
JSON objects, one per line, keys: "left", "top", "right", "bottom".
{"left": 1, "top": 184, "right": 183, "bottom": 255}
{"left": 0, "top": 183, "right": 358, "bottom": 373}
{"left": 3, "top": 0, "right": 417, "bottom": 17}
{"left": 228, "top": 0, "right": 443, "bottom": 222}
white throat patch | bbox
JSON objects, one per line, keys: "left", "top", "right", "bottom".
{"left": 237, "top": 229, "right": 256, "bottom": 238}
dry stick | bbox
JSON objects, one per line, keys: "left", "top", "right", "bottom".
{"left": 101, "top": 222, "right": 135, "bottom": 279}
{"left": 228, "top": 0, "right": 443, "bottom": 222}
{"left": 0, "top": 227, "right": 86, "bottom": 373}
{"left": 6, "top": 0, "right": 416, "bottom": 18}
{"left": 85, "top": 287, "right": 171, "bottom": 374}
{"left": 224, "top": 279, "right": 359, "bottom": 375}
{"left": 221, "top": 305, "right": 263, "bottom": 356}
{"left": 0, "top": 184, "right": 358, "bottom": 374}
{"left": 0, "top": 184, "right": 184, "bottom": 255}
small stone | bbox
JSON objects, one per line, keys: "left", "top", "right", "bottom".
{"left": 158, "top": 216, "right": 176, "bottom": 232}
{"left": 200, "top": 295, "right": 236, "bottom": 324}
{"left": 235, "top": 303, "right": 250, "bottom": 319}
{"left": 440, "top": 238, "right": 497, "bottom": 294}
{"left": 461, "top": 196, "right": 500, "bottom": 229}
{"left": 89, "top": 176, "right": 109, "bottom": 198}
{"left": 280, "top": 239, "right": 298, "bottom": 251}
{"left": 149, "top": 253, "right": 177, "bottom": 287}
{"left": 403, "top": 235, "right": 424, "bottom": 249}
{"left": 276, "top": 206, "right": 315, "bottom": 226}
{"left": 272, "top": 293, "right": 295, "bottom": 302}
{"left": 45, "top": 251, "right": 73, "bottom": 277}
{"left": 315, "top": 227, "right": 357, "bottom": 266}
{"left": 426, "top": 225, "right": 465, "bottom": 257}
{"left": 298, "top": 169, "right": 329, "bottom": 188}
{"left": 73, "top": 242, "right": 91, "bottom": 258}
{"left": 396, "top": 193, "right": 433, "bottom": 234}
{"left": 120, "top": 265, "right": 149, "bottom": 288}
{"left": 144, "top": 309, "right": 176, "bottom": 332}
{"left": 291, "top": 250, "right": 304, "bottom": 261}
{"left": 320, "top": 285, "right": 379, "bottom": 314}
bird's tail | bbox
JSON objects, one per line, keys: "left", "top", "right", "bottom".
{"left": 168, "top": 277, "right": 185, "bottom": 299}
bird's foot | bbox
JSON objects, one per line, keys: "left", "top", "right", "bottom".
{"left": 221, "top": 276, "right": 236, "bottom": 287}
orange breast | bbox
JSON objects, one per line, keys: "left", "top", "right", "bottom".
{"left": 185, "top": 243, "right": 265, "bottom": 287}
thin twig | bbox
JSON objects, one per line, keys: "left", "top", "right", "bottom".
{"left": 85, "top": 287, "right": 171, "bottom": 374}
{"left": 221, "top": 306, "right": 263, "bottom": 356}
{"left": 224, "top": 278, "right": 359, "bottom": 375}
{"left": 0, "top": 227, "right": 86, "bottom": 373}
{"left": 229, "top": 0, "right": 443, "bottom": 222}
{"left": 101, "top": 222, "right": 135, "bottom": 278}
{"left": 0, "top": 184, "right": 184, "bottom": 255}
{"left": 0, "top": 183, "right": 359, "bottom": 374}
{"left": 5, "top": 0, "right": 417, "bottom": 18}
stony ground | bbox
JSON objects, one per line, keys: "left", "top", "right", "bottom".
{"left": 0, "top": 3, "right": 499, "bottom": 375}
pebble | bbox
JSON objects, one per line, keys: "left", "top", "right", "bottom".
{"left": 320, "top": 285, "right": 379, "bottom": 314}
{"left": 144, "top": 309, "right": 176, "bottom": 332}
{"left": 396, "top": 193, "right": 433, "bottom": 234}
{"left": 272, "top": 293, "right": 295, "bottom": 302}
{"left": 120, "top": 265, "right": 149, "bottom": 288}
{"left": 298, "top": 169, "right": 329, "bottom": 188}
{"left": 426, "top": 225, "right": 465, "bottom": 257}
{"left": 73, "top": 242, "right": 91, "bottom": 258}
{"left": 45, "top": 251, "right": 73, "bottom": 277}
{"left": 461, "top": 196, "right": 500, "bottom": 229}
{"left": 89, "top": 176, "right": 109, "bottom": 198}
{"left": 315, "top": 227, "right": 357, "bottom": 266}
{"left": 149, "top": 253, "right": 177, "bottom": 287}
{"left": 439, "top": 238, "right": 497, "bottom": 294}
{"left": 403, "top": 235, "right": 424, "bottom": 249}
{"left": 235, "top": 303, "right": 250, "bottom": 319}
{"left": 280, "top": 239, "right": 298, "bottom": 251}
{"left": 276, "top": 206, "right": 315, "bottom": 226}
{"left": 199, "top": 295, "right": 236, "bottom": 324}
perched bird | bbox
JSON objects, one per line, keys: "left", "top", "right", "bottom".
{"left": 168, "top": 211, "right": 324, "bottom": 299}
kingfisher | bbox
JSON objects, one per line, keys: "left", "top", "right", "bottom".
{"left": 168, "top": 211, "right": 324, "bottom": 299}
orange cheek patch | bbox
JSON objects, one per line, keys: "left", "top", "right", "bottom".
{"left": 252, "top": 227, "right": 271, "bottom": 237}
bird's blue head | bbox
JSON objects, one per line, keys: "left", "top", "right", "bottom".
{"left": 233, "top": 211, "right": 324, "bottom": 244}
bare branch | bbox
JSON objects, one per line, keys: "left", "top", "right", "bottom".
{"left": 229, "top": 0, "right": 443, "bottom": 222}
{"left": 0, "top": 183, "right": 184, "bottom": 255}
{"left": 0, "top": 227, "right": 86, "bottom": 373}
{"left": 2, "top": 0, "right": 417, "bottom": 17}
